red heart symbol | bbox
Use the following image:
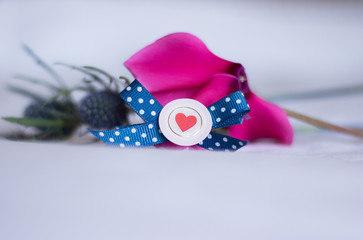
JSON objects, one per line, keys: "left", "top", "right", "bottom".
{"left": 175, "top": 113, "right": 197, "bottom": 132}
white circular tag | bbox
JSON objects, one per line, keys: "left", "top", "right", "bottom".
{"left": 158, "top": 99, "right": 212, "bottom": 146}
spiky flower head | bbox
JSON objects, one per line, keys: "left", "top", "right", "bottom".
{"left": 79, "top": 90, "right": 127, "bottom": 129}
{"left": 23, "top": 100, "right": 79, "bottom": 137}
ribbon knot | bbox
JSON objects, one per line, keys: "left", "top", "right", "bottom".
{"left": 90, "top": 80, "right": 250, "bottom": 152}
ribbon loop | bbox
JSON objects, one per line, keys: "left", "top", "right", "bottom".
{"left": 208, "top": 92, "right": 250, "bottom": 129}
{"left": 119, "top": 80, "right": 163, "bottom": 122}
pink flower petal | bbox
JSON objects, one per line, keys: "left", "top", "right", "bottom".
{"left": 152, "top": 87, "right": 199, "bottom": 106}
{"left": 152, "top": 74, "right": 242, "bottom": 107}
{"left": 124, "top": 32, "right": 294, "bottom": 145}
{"left": 229, "top": 91, "right": 294, "bottom": 144}
{"left": 125, "top": 32, "right": 243, "bottom": 93}
{"left": 193, "top": 73, "right": 242, "bottom": 106}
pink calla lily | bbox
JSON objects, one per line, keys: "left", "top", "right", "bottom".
{"left": 125, "top": 32, "right": 293, "bottom": 144}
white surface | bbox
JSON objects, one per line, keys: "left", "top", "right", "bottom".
{"left": 0, "top": 134, "right": 363, "bottom": 240}
{"left": 1, "top": 0, "right": 363, "bottom": 239}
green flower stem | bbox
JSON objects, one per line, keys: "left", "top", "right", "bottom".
{"left": 118, "top": 76, "right": 130, "bottom": 85}
{"left": 2, "top": 117, "right": 76, "bottom": 128}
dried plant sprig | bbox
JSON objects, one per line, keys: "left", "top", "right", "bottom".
{"left": 55, "top": 63, "right": 111, "bottom": 91}
{"left": 22, "top": 44, "right": 66, "bottom": 88}
{"left": 284, "top": 108, "right": 363, "bottom": 138}
{"left": 7, "top": 85, "right": 44, "bottom": 102}
{"left": 14, "top": 75, "right": 62, "bottom": 92}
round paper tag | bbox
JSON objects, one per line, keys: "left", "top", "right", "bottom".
{"left": 158, "top": 99, "right": 212, "bottom": 146}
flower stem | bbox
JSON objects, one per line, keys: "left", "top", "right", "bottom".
{"left": 283, "top": 108, "right": 363, "bottom": 138}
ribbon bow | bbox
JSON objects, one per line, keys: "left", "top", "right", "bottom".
{"left": 90, "top": 80, "right": 250, "bottom": 152}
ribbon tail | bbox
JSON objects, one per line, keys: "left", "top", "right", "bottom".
{"left": 89, "top": 120, "right": 168, "bottom": 148}
{"left": 197, "top": 132, "right": 247, "bottom": 152}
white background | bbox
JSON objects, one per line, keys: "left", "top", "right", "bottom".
{"left": 0, "top": 0, "right": 363, "bottom": 239}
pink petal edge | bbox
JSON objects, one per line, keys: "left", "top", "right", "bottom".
{"left": 229, "top": 91, "right": 294, "bottom": 145}
{"left": 124, "top": 32, "right": 294, "bottom": 146}
{"left": 124, "top": 32, "right": 243, "bottom": 93}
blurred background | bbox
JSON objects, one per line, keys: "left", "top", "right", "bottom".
{"left": 1, "top": 0, "right": 363, "bottom": 133}
{"left": 1, "top": 1, "right": 363, "bottom": 240}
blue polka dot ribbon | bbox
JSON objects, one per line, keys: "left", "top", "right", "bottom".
{"left": 89, "top": 80, "right": 250, "bottom": 152}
